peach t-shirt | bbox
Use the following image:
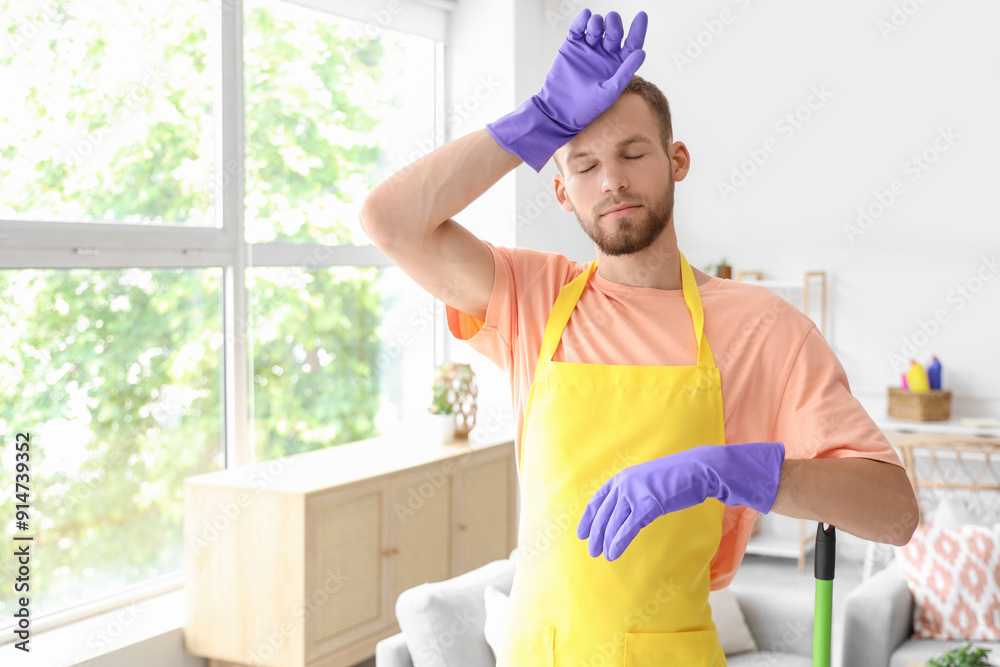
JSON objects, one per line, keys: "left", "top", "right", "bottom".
{"left": 445, "top": 240, "right": 904, "bottom": 590}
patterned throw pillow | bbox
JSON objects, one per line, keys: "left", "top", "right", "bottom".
{"left": 896, "top": 522, "right": 1000, "bottom": 641}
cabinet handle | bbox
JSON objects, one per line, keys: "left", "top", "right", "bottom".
{"left": 458, "top": 524, "right": 467, "bottom": 531}
{"left": 382, "top": 547, "right": 400, "bottom": 556}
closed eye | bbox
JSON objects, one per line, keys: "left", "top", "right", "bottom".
{"left": 579, "top": 155, "right": 644, "bottom": 174}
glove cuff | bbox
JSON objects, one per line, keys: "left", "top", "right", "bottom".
{"left": 486, "top": 95, "right": 578, "bottom": 173}
{"left": 712, "top": 441, "right": 785, "bottom": 514}
{"left": 744, "top": 441, "right": 785, "bottom": 514}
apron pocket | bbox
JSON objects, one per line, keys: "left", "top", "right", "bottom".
{"left": 498, "top": 609, "right": 555, "bottom": 667}
{"left": 624, "top": 629, "right": 723, "bottom": 666}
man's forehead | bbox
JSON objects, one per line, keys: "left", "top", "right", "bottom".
{"left": 564, "top": 133, "right": 656, "bottom": 162}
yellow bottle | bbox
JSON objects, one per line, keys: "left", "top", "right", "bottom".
{"left": 906, "top": 359, "right": 931, "bottom": 393}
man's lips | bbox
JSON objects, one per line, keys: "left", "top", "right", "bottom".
{"left": 603, "top": 205, "right": 641, "bottom": 216}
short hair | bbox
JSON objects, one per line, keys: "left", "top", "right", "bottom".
{"left": 554, "top": 74, "right": 673, "bottom": 175}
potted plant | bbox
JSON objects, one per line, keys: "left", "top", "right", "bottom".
{"left": 926, "top": 642, "right": 993, "bottom": 667}
{"left": 428, "top": 362, "right": 478, "bottom": 443}
{"left": 703, "top": 256, "right": 732, "bottom": 279}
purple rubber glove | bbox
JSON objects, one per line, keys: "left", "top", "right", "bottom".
{"left": 577, "top": 441, "right": 786, "bottom": 561}
{"left": 486, "top": 8, "right": 648, "bottom": 173}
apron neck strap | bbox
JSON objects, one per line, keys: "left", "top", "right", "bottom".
{"left": 537, "top": 251, "right": 717, "bottom": 370}
{"left": 679, "top": 252, "right": 716, "bottom": 370}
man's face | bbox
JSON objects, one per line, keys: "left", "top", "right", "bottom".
{"left": 554, "top": 94, "right": 686, "bottom": 257}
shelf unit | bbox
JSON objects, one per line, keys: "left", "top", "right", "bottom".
{"left": 735, "top": 269, "right": 828, "bottom": 571}
{"left": 734, "top": 270, "right": 827, "bottom": 336}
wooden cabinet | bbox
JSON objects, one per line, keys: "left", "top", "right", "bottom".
{"left": 387, "top": 467, "right": 454, "bottom": 605}
{"left": 304, "top": 478, "right": 390, "bottom": 663}
{"left": 183, "top": 434, "right": 518, "bottom": 667}
{"left": 452, "top": 453, "right": 518, "bottom": 574}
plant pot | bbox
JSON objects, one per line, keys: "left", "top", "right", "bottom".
{"left": 716, "top": 265, "right": 732, "bottom": 279}
{"left": 428, "top": 412, "right": 456, "bottom": 443}
{"left": 431, "top": 362, "right": 478, "bottom": 440}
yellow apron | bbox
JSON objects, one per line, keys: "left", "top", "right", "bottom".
{"left": 499, "top": 251, "right": 727, "bottom": 667}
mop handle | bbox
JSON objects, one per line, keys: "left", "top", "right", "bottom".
{"left": 814, "top": 522, "right": 836, "bottom": 667}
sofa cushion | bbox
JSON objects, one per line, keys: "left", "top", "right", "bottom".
{"left": 932, "top": 495, "right": 999, "bottom": 530}
{"left": 709, "top": 587, "right": 759, "bottom": 655}
{"left": 394, "top": 553, "right": 516, "bottom": 667}
{"left": 483, "top": 584, "right": 507, "bottom": 661}
{"left": 896, "top": 522, "right": 1000, "bottom": 641}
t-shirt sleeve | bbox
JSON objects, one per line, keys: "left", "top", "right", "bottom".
{"left": 444, "top": 240, "right": 542, "bottom": 373}
{"left": 710, "top": 322, "right": 906, "bottom": 590}
{"left": 771, "top": 324, "right": 904, "bottom": 468}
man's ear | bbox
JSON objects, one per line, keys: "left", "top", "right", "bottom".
{"left": 668, "top": 140, "right": 691, "bottom": 181}
{"left": 553, "top": 175, "right": 574, "bottom": 212}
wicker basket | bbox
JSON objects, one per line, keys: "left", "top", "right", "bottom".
{"left": 887, "top": 386, "right": 951, "bottom": 422}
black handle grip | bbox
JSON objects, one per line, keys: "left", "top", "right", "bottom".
{"left": 814, "top": 522, "right": 836, "bottom": 581}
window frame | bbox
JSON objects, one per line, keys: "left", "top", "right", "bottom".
{"left": 0, "top": 0, "right": 452, "bottom": 638}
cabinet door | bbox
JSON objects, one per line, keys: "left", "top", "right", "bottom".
{"left": 452, "top": 448, "right": 516, "bottom": 575}
{"left": 388, "top": 464, "right": 454, "bottom": 603}
{"left": 305, "top": 479, "right": 390, "bottom": 661}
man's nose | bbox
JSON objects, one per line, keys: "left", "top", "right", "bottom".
{"left": 601, "top": 164, "right": 630, "bottom": 192}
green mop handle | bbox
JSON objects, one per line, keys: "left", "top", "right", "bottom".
{"left": 814, "top": 522, "right": 836, "bottom": 667}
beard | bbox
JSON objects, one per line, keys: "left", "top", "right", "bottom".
{"left": 575, "top": 174, "right": 675, "bottom": 257}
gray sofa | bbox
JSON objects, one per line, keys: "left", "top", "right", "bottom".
{"left": 376, "top": 547, "right": 814, "bottom": 666}
{"left": 842, "top": 559, "right": 1000, "bottom": 667}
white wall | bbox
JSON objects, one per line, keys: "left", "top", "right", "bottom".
{"left": 451, "top": 0, "right": 1000, "bottom": 421}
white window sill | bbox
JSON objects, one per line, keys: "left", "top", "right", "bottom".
{"left": 0, "top": 585, "right": 187, "bottom": 666}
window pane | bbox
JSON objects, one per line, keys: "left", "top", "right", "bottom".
{"left": 0, "top": 0, "right": 216, "bottom": 226}
{"left": 0, "top": 268, "right": 223, "bottom": 622}
{"left": 248, "top": 265, "right": 435, "bottom": 460}
{"left": 243, "top": 0, "right": 436, "bottom": 245}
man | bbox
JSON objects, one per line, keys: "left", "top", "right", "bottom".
{"left": 362, "top": 8, "right": 918, "bottom": 666}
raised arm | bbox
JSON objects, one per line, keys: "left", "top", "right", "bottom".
{"left": 360, "top": 129, "right": 521, "bottom": 321}
{"left": 360, "top": 8, "right": 647, "bottom": 320}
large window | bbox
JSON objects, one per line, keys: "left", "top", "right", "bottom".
{"left": 0, "top": 268, "right": 224, "bottom": 616}
{"left": 0, "top": 0, "right": 217, "bottom": 226}
{"left": 243, "top": 0, "right": 436, "bottom": 247}
{"left": 0, "top": 0, "right": 448, "bottom": 636}
{"left": 247, "top": 264, "right": 434, "bottom": 461}
{"left": 242, "top": 0, "right": 439, "bottom": 461}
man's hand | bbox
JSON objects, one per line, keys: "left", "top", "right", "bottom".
{"left": 577, "top": 441, "right": 785, "bottom": 561}
{"left": 534, "top": 8, "right": 648, "bottom": 132}
{"left": 485, "top": 8, "right": 648, "bottom": 172}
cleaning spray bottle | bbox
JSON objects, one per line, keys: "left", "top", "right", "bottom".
{"left": 906, "top": 359, "right": 930, "bottom": 393}
{"left": 927, "top": 355, "right": 942, "bottom": 390}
